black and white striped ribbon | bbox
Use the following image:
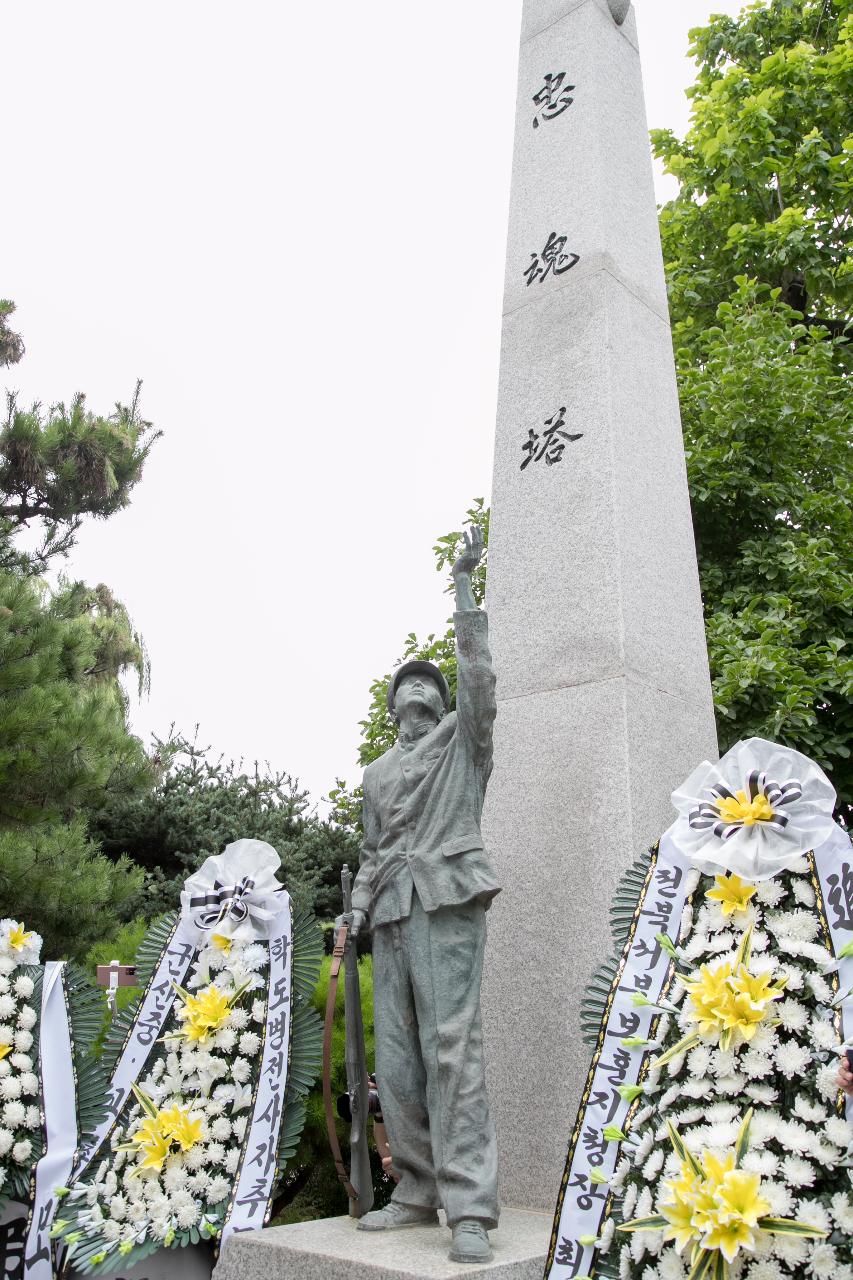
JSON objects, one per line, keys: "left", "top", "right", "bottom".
{"left": 688, "top": 770, "right": 802, "bottom": 841}
{"left": 188, "top": 877, "right": 256, "bottom": 930}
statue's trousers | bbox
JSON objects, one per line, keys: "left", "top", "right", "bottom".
{"left": 372, "top": 892, "right": 500, "bottom": 1229}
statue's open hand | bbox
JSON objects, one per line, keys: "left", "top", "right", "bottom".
{"left": 452, "top": 526, "right": 484, "bottom": 578}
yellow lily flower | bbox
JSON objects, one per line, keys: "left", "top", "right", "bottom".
{"left": 7, "top": 922, "right": 34, "bottom": 952}
{"left": 0, "top": 1044, "right": 11, "bottom": 1062}
{"left": 158, "top": 1105, "right": 204, "bottom": 1153}
{"left": 211, "top": 933, "right": 233, "bottom": 955}
{"left": 706, "top": 872, "right": 757, "bottom": 916}
{"left": 174, "top": 982, "right": 234, "bottom": 1045}
{"left": 702, "top": 1215, "right": 757, "bottom": 1263}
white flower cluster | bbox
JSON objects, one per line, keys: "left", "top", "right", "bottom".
{"left": 58, "top": 932, "right": 269, "bottom": 1267}
{"left": 609, "top": 862, "right": 853, "bottom": 1280}
{"left": 0, "top": 920, "right": 43, "bottom": 1201}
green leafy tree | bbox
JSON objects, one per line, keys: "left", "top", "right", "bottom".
{"left": 89, "top": 734, "right": 360, "bottom": 920}
{"left": 652, "top": 0, "right": 851, "bottom": 342}
{"left": 0, "top": 571, "right": 149, "bottom": 957}
{"left": 0, "top": 382, "right": 160, "bottom": 573}
{"left": 0, "top": 301, "right": 24, "bottom": 369}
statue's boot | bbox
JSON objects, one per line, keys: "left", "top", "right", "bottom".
{"left": 448, "top": 1219, "right": 492, "bottom": 1264}
{"left": 357, "top": 1201, "right": 439, "bottom": 1231}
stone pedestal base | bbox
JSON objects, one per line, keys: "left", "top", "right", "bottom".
{"left": 214, "top": 1208, "right": 551, "bottom": 1280}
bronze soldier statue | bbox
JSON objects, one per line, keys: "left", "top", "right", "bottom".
{"left": 347, "top": 526, "right": 501, "bottom": 1264}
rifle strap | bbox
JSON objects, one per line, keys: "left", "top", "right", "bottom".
{"left": 323, "top": 923, "right": 359, "bottom": 1202}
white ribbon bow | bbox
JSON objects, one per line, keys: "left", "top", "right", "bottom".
{"left": 666, "top": 736, "right": 837, "bottom": 881}
{"left": 180, "top": 839, "right": 285, "bottom": 944}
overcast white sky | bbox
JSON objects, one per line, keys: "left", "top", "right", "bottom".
{"left": 4, "top": 1, "right": 744, "bottom": 809}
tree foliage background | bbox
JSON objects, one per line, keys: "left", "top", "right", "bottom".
{"left": 342, "top": 0, "right": 852, "bottom": 824}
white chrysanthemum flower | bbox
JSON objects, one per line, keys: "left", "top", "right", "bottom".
{"left": 207, "top": 1173, "right": 231, "bottom": 1204}
{"left": 805, "top": 972, "right": 832, "bottom": 1003}
{"left": 687, "top": 1045, "right": 711, "bottom": 1078}
{"left": 210, "top": 1116, "right": 232, "bottom": 1142}
{"left": 710, "top": 1048, "right": 737, "bottom": 1077}
{"left": 240, "top": 943, "right": 266, "bottom": 973}
{"left": 681, "top": 1078, "right": 714, "bottom": 1100}
{"left": 740, "top": 1050, "right": 773, "bottom": 1079}
{"left": 775, "top": 1041, "right": 811, "bottom": 1079}
{"left": 793, "top": 1096, "right": 827, "bottom": 1124}
{"left": 796, "top": 1198, "right": 831, "bottom": 1234}
{"left": 780, "top": 1154, "right": 815, "bottom": 1187}
{"left": 12, "top": 1138, "right": 32, "bottom": 1163}
{"left": 185, "top": 1144, "right": 208, "bottom": 1171}
{"left": 744, "top": 1084, "right": 778, "bottom": 1105}
{"left": 783, "top": 964, "right": 804, "bottom": 991}
{"left": 9, "top": 1052, "right": 32, "bottom": 1073}
{"left": 150, "top": 1216, "right": 171, "bottom": 1240}
{"left": 807, "top": 1242, "right": 837, "bottom": 1278}
{"left": 747, "top": 1261, "right": 785, "bottom": 1280}
{"left": 204, "top": 1140, "right": 226, "bottom": 1166}
{"left": 0, "top": 1127, "right": 13, "bottom": 1155}
{"left": 176, "top": 1200, "right": 201, "bottom": 1229}
{"left": 622, "top": 1181, "right": 639, "bottom": 1221}
{"left": 14, "top": 1028, "right": 33, "bottom": 1052}
{"left": 755, "top": 880, "right": 786, "bottom": 907}
{"left": 634, "top": 1130, "right": 655, "bottom": 1164}
{"left": 0, "top": 1076, "right": 22, "bottom": 1101}
{"left": 0, "top": 1024, "right": 11, "bottom": 1047}
{"left": 810, "top": 1017, "right": 837, "bottom": 1050}
{"left": 749, "top": 1110, "right": 782, "bottom": 1146}
{"left": 12, "top": 976, "right": 34, "bottom": 1000}
{"left": 16, "top": 1006, "right": 36, "bottom": 1031}
{"left": 226, "top": 1006, "right": 250, "bottom": 1031}
{"left": 760, "top": 1180, "right": 793, "bottom": 1217}
{"left": 0, "top": 977, "right": 8, "bottom": 995}
{"left": 224, "top": 1147, "right": 240, "bottom": 1174}
{"left": 790, "top": 878, "right": 815, "bottom": 908}
{"left": 815, "top": 1063, "right": 842, "bottom": 1101}
{"left": 250, "top": 1000, "right": 266, "bottom": 1025}
{"left": 232, "top": 1114, "right": 248, "bottom": 1141}
{"left": 683, "top": 934, "right": 710, "bottom": 962}
{"left": 659, "top": 1251, "right": 686, "bottom": 1280}
{"left": 716, "top": 1074, "right": 747, "bottom": 1096}
{"left": 825, "top": 1115, "right": 850, "bottom": 1147}
{"left": 0, "top": 994, "right": 16, "bottom": 1020}
{"left": 102, "top": 1220, "right": 121, "bottom": 1242}
{"left": 3, "top": 1100, "right": 26, "bottom": 1127}
{"left": 830, "top": 1191, "right": 853, "bottom": 1232}
{"left": 814, "top": 1139, "right": 842, "bottom": 1165}
{"left": 163, "top": 1165, "right": 188, "bottom": 1193}
{"left": 232, "top": 1057, "right": 251, "bottom": 1083}
{"left": 19, "top": 1072, "right": 38, "bottom": 1096}
{"left": 742, "top": 1149, "right": 779, "bottom": 1176}
{"left": 642, "top": 1147, "right": 665, "bottom": 1180}
{"left": 238, "top": 1031, "right": 261, "bottom": 1057}
{"left": 775, "top": 998, "right": 809, "bottom": 1034}
{"left": 749, "top": 1025, "right": 778, "bottom": 1054}
{"left": 212, "top": 1027, "right": 237, "bottom": 1053}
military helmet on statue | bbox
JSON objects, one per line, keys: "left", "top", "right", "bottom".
{"left": 386, "top": 661, "right": 451, "bottom": 718}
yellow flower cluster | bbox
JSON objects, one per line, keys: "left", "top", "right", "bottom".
{"left": 620, "top": 1113, "right": 827, "bottom": 1271}
{"left": 174, "top": 982, "right": 236, "bottom": 1045}
{"left": 682, "top": 951, "right": 786, "bottom": 1049}
{"left": 119, "top": 1088, "right": 204, "bottom": 1174}
{"left": 661, "top": 1149, "right": 769, "bottom": 1264}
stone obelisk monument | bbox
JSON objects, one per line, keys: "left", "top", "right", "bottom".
{"left": 480, "top": 0, "right": 718, "bottom": 1211}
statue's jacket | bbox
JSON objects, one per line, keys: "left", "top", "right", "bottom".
{"left": 352, "top": 608, "right": 502, "bottom": 927}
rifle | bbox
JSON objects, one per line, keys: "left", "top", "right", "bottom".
{"left": 322, "top": 865, "right": 375, "bottom": 1217}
